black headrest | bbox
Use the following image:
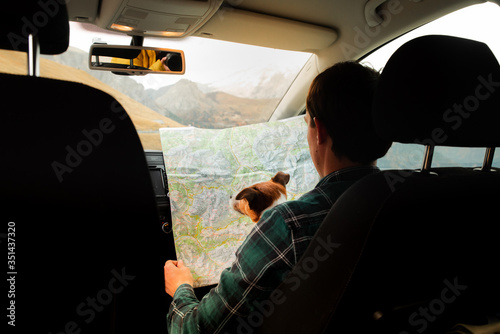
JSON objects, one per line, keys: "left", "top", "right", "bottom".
{"left": 373, "top": 35, "right": 500, "bottom": 147}
{"left": 0, "top": 1, "right": 69, "bottom": 55}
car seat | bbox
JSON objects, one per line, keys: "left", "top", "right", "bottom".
{"left": 0, "top": 1, "right": 172, "bottom": 333}
{"left": 257, "top": 35, "right": 500, "bottom": 333}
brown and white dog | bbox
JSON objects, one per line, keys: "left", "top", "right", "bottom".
{"left": 231, "top": 172, "right": 290, "bottom": 222}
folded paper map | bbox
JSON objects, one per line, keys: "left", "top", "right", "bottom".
{"left": 160, "top": 115, "right": 319, "bottom": 287}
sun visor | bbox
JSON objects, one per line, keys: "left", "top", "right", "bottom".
{"left": 193, "top": 7, "right": 338, "bottom": 52}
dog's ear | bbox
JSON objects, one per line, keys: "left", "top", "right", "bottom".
{"left": 272, "top": 172, "right": 290, "bottom": 186}
{"left": 236, "top": 187, "right": 266, "bottom": 213}
{"left": 235, "top": 187, "right": 259, "bottom": 202}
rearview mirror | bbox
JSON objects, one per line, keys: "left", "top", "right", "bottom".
{"left": 89, "top": 45, "right": 185, "bottom": 75}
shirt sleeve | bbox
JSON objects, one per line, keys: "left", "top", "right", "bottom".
{"left": 166, "top": 209, "right": 295, "bottom": 334}
{"left": 149, "top": 59, "right": 166, "bottom": 72}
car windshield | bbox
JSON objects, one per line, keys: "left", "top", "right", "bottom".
{"left": 43, "top": 22, "right": 311, "bottom": 150}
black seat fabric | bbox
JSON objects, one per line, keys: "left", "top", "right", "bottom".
{"left": 373, "top": 35, "right": 500, "bottom": 147}
{"left": 257, "top": 35, "right": 500, "bottom": 334}
{"left": 0, "top": 1, "right": 69, "bottom": 55}
{"left": 1, "top": 2, "right": 174, "bottom": 332}
{"left": 326, "top": 168, "right": 500, "bottom": 333}
{"left": 1, "top": 74, "right": 173, "bottom": 333}
{"left": 0, "top": 1, "right": 179, "bottom": 332}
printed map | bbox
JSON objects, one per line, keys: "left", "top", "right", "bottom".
{"left": 160, "top": 115, "right": 319, "bottom": 287}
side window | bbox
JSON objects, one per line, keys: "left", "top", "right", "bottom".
{"left": 494, "top": 152, "right": 500, "bottom": 168}
{"left": 362, "top": 3, "right": 500, "bottom": 169}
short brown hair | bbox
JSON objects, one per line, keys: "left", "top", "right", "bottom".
{"left": 306, "top": 61, "right": 391, "bottom": 164}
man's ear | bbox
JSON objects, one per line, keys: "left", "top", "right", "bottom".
{"left": 313, "top": 117, "right": 328, "bottom": 144}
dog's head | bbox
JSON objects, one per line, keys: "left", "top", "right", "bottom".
{"left": 231, "top": 172, "right": 290, "bottom": 222}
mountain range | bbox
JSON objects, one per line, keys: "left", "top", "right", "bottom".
{"left": 146, "top": 79, "right": 278, "bottom": 128}
{"left": 45, "top": 47, "right": 290, "bottom": 129}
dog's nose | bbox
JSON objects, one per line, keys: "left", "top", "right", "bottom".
{"left": 229, "top": 195, "right": 233, "bottom": 199}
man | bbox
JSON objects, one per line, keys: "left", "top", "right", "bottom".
{"left": 163, "top": 61, "right": 392, "bottom": 333}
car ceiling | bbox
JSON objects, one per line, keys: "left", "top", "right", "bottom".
{"left": 67, "top": 0, "right": 494, "bottom": 61}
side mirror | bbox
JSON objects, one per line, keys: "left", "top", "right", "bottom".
{"left": 89, "top": 44, "right": 185, "bottom": 75}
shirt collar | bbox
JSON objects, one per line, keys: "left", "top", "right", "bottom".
{"left": 316, "top": 165, "right": 380, "bottom": 188}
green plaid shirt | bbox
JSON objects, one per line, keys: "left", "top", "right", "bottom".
{"left": 167, "top": 166, "right": 380, "bottom": 333}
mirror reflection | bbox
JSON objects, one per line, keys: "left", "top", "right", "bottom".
{"left": 89, "top": 45, "right": 185, "bottom": 75}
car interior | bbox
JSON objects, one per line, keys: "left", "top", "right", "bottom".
{"left": 1, "top": 0, "right": 499, "bottom": 333}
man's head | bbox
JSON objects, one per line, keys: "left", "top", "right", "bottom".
{"left": 306, "top": 61, "right": 392, "bottom": 173}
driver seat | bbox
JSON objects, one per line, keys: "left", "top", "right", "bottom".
{"left": 0, "top": 1, "right": 170, "bottom": 333}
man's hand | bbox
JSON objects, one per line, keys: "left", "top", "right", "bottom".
{"left": 160, "top": 57, "right": 171, "bottom": 71}
{"left": 164, "top": 260, "right": 194, "bottom": 297}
